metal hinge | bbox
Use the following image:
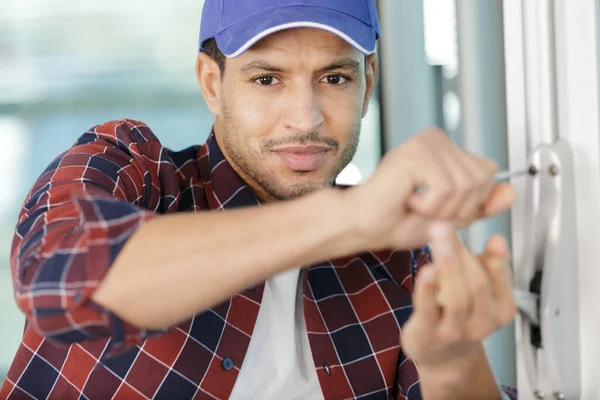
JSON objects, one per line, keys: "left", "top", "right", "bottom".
{"left": 512, "top": 140, "right": 581, "bottom": 399}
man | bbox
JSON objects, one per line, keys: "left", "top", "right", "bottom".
{"left": 1, "top": 0, "right": 518, "bottom": 399}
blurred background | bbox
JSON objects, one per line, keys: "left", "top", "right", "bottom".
{"left": 0, "top": 0, "right": 515, "bottom": 387}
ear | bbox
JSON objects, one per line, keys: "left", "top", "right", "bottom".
{"left": 362, "top": 53, "right": 378, "bottom": 118}
{"left": 196, "top": 52, "right": 223, "bottom": 115}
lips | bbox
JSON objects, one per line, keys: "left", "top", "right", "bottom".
{"left": 272, "top": 145, "right": 330, "bottom": 171}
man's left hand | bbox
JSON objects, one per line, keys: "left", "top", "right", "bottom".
{"left": 401, "top": 223, "right": 516, "bottom": 395}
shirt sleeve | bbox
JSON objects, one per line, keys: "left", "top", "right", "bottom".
{"left": 11, "top": 119, "right": 169, "bottom": 354}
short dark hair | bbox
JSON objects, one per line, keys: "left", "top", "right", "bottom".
{"left": 202, "top": 39, "right": 226, "bottom": 74}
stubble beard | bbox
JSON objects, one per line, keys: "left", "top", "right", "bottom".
{"left": 219, "top": 104, "right": 361, "bottom": 200}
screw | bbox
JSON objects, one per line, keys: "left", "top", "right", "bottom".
{"left": 548, "top": 165, "right": 559, "bottom": 176}
{"left": 528, "top": 165, "right": 539, "bottom": 176}
{"left": 535, "top": 390, "right": 546, "bottom": 399}
{"left": 553, "top": 392, "right": 565, "bottom": 400}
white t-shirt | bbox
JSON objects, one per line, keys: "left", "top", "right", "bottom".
{"left": 229, "top": 268, "right": 324, "bottom": 400}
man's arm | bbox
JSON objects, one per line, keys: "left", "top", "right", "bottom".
{"left": 92, "top": 186, "right": 361, "bottom": 330}
{"left": 13, "top": 124, "right": 514, "bottom": 365}
{"left": 12, "top": 120, "right": 178, "bottom": 351}
{"left": 11, "top": 119, "right": 367, "bottom": 352}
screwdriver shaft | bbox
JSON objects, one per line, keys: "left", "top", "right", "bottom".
{"left": 494, "top": 168, "right": 532, "bottom": 181}
{"left": 414, "top": 166, "right": 534, "bottom": 194}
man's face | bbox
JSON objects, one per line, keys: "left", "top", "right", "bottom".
{"left": 199, "top": 28, "right": 377, "bottom": 201}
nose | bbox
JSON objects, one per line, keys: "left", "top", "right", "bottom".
{"left": 282, "top": 84, "right": 324, "bottom": 135}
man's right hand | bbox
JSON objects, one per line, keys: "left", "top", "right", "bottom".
{"left": 345, "top": 127, "right": 517, "bottom": 250}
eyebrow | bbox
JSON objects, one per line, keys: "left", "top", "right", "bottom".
{"left": 240, "top": 60, "right": 288, "bottom": 74}
{"left": 318, "top": 58, "right": 361, "bottom": 74}
{"left": 239, "top": 57, "right": 362, "bottom": 75}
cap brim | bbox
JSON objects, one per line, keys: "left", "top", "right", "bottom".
{"left": 215, "top": 5, "right": 377, "bottom": 57}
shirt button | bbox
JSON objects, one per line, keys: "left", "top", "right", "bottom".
{"left": 323, "top": 361, "right": 331, "bottom": 376}
{"left": 222, "top": 357, "right": 234, "bottom": 371}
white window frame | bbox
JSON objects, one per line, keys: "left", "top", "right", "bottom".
{"left": 503, "top": 0, "right": 600, "bottom": 397}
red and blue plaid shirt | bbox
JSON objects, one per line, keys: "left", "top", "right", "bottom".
{"left": 1, "top": 119, "right": 517, "bottom": 399}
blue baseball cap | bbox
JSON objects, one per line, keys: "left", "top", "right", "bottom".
{"left": 199, "top": 0, "right": 381, "bottom": 57}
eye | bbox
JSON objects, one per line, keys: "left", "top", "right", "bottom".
{"left": 322, "top": 74, "right": 349, "bottom": 85}
{"left": 254, "top": 75, "right": 280, "bottom": 86}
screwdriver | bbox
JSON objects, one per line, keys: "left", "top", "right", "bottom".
{"left": 494, "top": 165, "right": 538, "bottom": 181}
{"left": 414, "top": 165, "right": 537, "bottom": 194}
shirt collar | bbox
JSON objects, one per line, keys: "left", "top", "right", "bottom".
{"left": 197, "top": 131, "right": 260, "bottom": 211}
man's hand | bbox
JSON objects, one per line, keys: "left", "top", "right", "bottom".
{"left": 346, "top": 127, "right": 517, "bottom": 250}
{"left": 402, "top": 223, "right": 516, "bottom": 398}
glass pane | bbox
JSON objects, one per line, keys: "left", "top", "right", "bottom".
{"left": 0, "top": 0, "right": 382, "bottom": 378}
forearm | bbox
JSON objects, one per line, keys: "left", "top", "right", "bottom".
{"left": 418, "top": 344, "right": 502, "bottom": 400}
{"left": 92, "top": 187, "right": 361, "bottom": 330}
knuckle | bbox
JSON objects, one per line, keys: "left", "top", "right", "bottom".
{"left": 475, "top": 172, "right": 493, "bottom": 186}
{"left": 485, "top": 159, "right": 499, "bottom": 173}
{"left": 408, "top": 132, "right": 437, "bottom": 151}
{"left": 440, "top": 325, "right": 465, "bottom": 343}
{"left": 458, "top": 206, "right": 479, "bottom": 222}
{"left": 474, "top": 156, "right": 498, "bottom": 174}
{"left": 437, "top": 183, "right": 454, "bottom": 199}
{"left": 489, "top": 261, "right": 511, "bottom": 280}
{"left": 456, "top": 181, "right": 475, "bottom": 195}
{"left": 450, "top": 215, "right": 471, "bottom": 229}
{"left": 468, "top": 277, "right": 489, "bottom": 298}
{"left": 421, "top": 207, "right": 441, "bottom": 219}
{"left": 454, "top": 177, "right": 475, "bottom": 193}
{"left": 451, "top": 217, "right": 470, "bottom": 230}
{"left": 487, "top": 258, "right": 505, "bottom": 273}
{"left": 416, "top": 190, "right": 452, "bottom": 217}
{"left": 468, "top": 321, "right": 495, "bottom": 340}
{"left": 445, "top": 297, "right": 469, "bottom": 318}
{"left": 424, "top": 126, "right": 448, "bottom": 139}
{"left": 412, "top": 198, "right": 441, "bottom": 218}
{"left": 405, "top": 137, "right": 425, "bottom": 152}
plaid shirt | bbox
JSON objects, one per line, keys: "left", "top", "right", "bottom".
{"left": 1, "top": 119, "right": 517, "bottom": 399}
